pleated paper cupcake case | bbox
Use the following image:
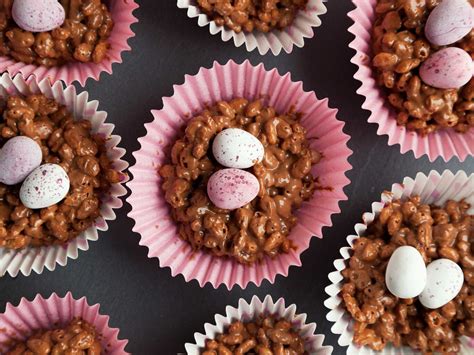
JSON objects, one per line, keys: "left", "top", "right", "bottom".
{"left": 348, "top": 0, "right": 474, "bottom": 162}
{"left": 0, "top": 0, "right": 139, "bottom": 86}
{"left": 185, "top": 295, "right": 333, "bottom": 354}
{"left": 324, "top": 170, "right": 474, "bottom": 354}
{"left": 0, "top": 73, "right": 128, "bottom": 278}
{"left": 0, "top": 292, "right": 129, "bottom": 354}
{"left": 177, "top": 0, "right": 327, "bottom": 55}
{"left": 127, "top": 59, "right": 352, "bottom": 290}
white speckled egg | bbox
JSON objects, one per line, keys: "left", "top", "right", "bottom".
{"left": 212, "top": 128, "right": 264, "bottom": 169}
{"left": 12, "top": 0, "right": 66, "bottom": 33}
{"left": 386, "top": 246, "right": 427, "bottom": 299}
{"left": 419, "top": 258, "right": 464, "bottom": 309}
{"left": 425, "top": 0, "right": 474, "bottom": 46}
{"left": 0, "top": 136, "right": 42, "bottom": 185}
{"left": 207, "top": 168, "right": 259, "bottom": 210}
{"left": 20, "top": 164, "right": 70, "bottom": 209}
{"left": 420, "top": 47, "right": 473, "bottom": 89}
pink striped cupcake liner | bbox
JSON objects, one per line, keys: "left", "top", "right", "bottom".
{"left": 185, "top": 295, "right": 333, "bottom": 354}
{"left": 127, "top": 59, "right": 352, "bottom": 290}
{"left": 348, "top": 0, "right": 474, "bottom": 162}
{"left": 324, "top": 170, "right": 474, "bottom": 354}
{"left": 177, "top": 0, "right": 327, "bottom": 55}
{"left": 0, "top": 73, "right": 129, "bottom": 278}
{"left": 0, "top": 292, "right": 129, "bottom": 354}
{"left": 0, "top": 0, "right": 139, "bottom": 86}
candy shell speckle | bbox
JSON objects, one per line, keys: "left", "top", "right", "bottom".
{"left": 207, "top": 168, "right": 259, "bottom": 210}
{"left": 419, "top": 258, "right": 464, "bottom": 309}
{"left": 425, "top": 0, "right": 474, "bottom": 46}
{"left": 12, "top": 0, "right": 66, "bottom": 33}
{"left": 0, "top": 136, "right": 42, "bottom": 185}
{"left": 212, "top": 128, "right": 264, "bottom": 169}
{"left": 20, "top": 164, "right": 70, "bottom": 209}
{"left": 420, "top": 47, "right": 473, "bottom": 89}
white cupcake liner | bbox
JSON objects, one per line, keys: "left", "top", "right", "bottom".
{"left": 324, "top": 170, "right": 474, "bottom": 354}
{"left": 177, "top": 0, "right": 327, "bottom": 55}
{"left": 185, "top": 295, "right": 333, "bottom": 354}
{"left": 0, "top": 73, "right": 128, "bottom": 278}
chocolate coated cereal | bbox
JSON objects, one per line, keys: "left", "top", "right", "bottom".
{"left": 202, "top": 316, "right": 307, "bottom": 355}
{"left": 341, "top": 197, "right": 474, "bottom": 353}
{"left": 0, "top": 0, "right": 114, "bottom": 66}
{"left": 0, "top": 94, "right": 122, "bottom": 250}
{"left": 159, "top": 98, "right": 320, "bottom": 264}
{"left": 196, "top": 0, "right": 308, "bottom": 33}
{"left": 372, "top": 0, "right": 474, "bottom": 135}
{"left": 6, "top": 318, "right": 102, "bottom": 355}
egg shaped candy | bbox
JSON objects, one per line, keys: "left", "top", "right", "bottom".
{"left": 207, "top": 168, "right": 259, "bottom": 210}
{"left": 385, "top": 246, "right": 427, "bottom": 299}
{"left": 419, "top": 258, "right": 464, "bottom": 309}
{"left": 425, "top": 0, "right": 474, "bottom": 46}
{"left": 420, "top": 47, "right": 473, "bottom": 89}
{"left": 0, "top": 136, "right": 42, "bottom": 185}
{"left": 20, "top": 164, "right": 70, "bottom": 209}
{"left": 12, "top": 0, "right": 66, "bottom": 33}
{"left": 212, "top": 128, "right": 264, "bottom": 169}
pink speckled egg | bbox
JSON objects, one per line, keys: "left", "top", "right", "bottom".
{"left": 20, "top": 164, "right": 70, "bottom": 209}
{"left": 207, "top": 168, "right": 259, "bottom": 210}
{"left": 212, "top": 128, "right": 264, "bottom": 169}
{"left": 12, "top": 0, "right": 65, "bottom": 33}
{"left": 425, "top": 0, "right": 473, "bottom": 46}
{"left": 0, "top": 136, "right": 42, "bottom": 185}
{"left": 420, "top": 47, "right": 473, "bottom": 89}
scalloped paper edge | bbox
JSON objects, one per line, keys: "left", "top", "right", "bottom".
{"left": 347, "top": 0, "right": 474, "bottom": 162}
{"left": 185, "top": 295, "right": 333, "bottom": 354}
{"left": 0, "top": 292, "right": 129, "bottom": 354}
{"left": 177, "top": 0, "right": 327, "bottom": 55}
{"left": 324, "top": 169, "right": 474, "bottom": 354}
{"left": 0, "top": 0, "right": 139, "bottom": 86}
{"left": 127, "top": 59, "right": 353, "bottom": 290}
{"left": 0, "top": 73, "right": 129, "bottom": 278}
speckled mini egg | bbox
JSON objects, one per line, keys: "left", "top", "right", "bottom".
{"left": 385, "top": 246, "right": 427, "bottom": 299}
{"left": 420, "top": 47, "right": 473, "bottom": 89}
{"left": 0, "top": 136, "right": 42, "bottom": 185}
{"left": 12, "top": 0, "right": 65, "bottom": 33}
{"left": 212, "top": 128, "right": 264, "bottom": 169}
{"left": 20, "top": 164, "right": 70, "bottom": 209}
{"left": 207, "top": 168, "right": 259, "bottom": 210}
{"left": 419, "top": 258, "right": 464, "bottom": 309}
{"left": 425, "top": 0, "right": 474, "bottom": 46}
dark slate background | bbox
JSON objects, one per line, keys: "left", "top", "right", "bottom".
{"left": 1, "top": 1, "right": 473, "bottom": 354}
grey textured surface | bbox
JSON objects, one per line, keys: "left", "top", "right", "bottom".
{"left": 1, "top": 1, "right": 473, "bottom": 354}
